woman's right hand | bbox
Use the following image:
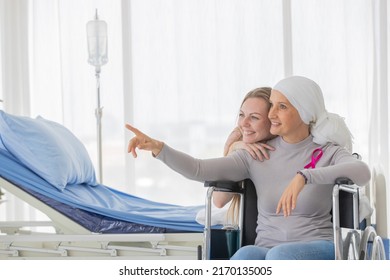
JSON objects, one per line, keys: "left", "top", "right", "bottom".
{"left": 224, "top": 127, "right": 274, "bottom": 160}
{"left": 126, "top": 124, "right": 164, "bottom": 158}
{"left": 227, "top": 141, "right": 275, "bottom": 161}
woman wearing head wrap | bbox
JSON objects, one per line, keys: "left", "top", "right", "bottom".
{"left": 126, "top": 76, "right": 370, "bottom": 260}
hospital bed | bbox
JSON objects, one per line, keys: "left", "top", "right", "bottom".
{"left": 0, "top": 149, "right": 204, "bottom": 259}
{"left": 0, "top": 110, "right": 204, "bottom": 259}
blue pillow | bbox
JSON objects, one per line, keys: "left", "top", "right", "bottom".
{"left": 0, "top": 110, "right": 98, "bottom": 191}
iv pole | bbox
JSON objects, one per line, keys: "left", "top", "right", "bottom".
{"left": 87, "top": 9, "right": 108, "bottom": 183}
{"left": 95, "top": 65, "right": 103, "bottom": 183}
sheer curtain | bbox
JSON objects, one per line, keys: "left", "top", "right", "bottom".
{"left": 125, "top": 0, "right": 284, "bottom": 205}
{"left": 0, "top": 0, "right": 32, "bottom": 221}
{"left": 0, "top": 0, "right": 389, "bottom": 236}
{"left": 0, "top": 0, "right": 126, "bottom": 221}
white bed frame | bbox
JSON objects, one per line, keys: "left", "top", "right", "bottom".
{"left": 0, "top": 177, "right": 203, "bottom": 259}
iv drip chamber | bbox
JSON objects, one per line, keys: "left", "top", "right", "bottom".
{"left": 87, "top": 12, "right": 108, "bottom": 68}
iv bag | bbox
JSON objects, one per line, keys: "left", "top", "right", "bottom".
{"left": 87, "top": 16, "right": 108, "bottom": 67}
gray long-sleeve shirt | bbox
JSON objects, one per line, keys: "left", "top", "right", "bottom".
{"left": 156, "top": 135, "right": 371, "bottom": 248}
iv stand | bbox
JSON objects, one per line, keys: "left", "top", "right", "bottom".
{"left": 87, "top": 9, "right": 107, "bottom": 184}
{"left": 95, "top": 66, "right": 103, "bottom": 183}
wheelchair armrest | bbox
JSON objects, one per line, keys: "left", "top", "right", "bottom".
{"left": 204, "top": 180, "right": 243, "bottom": 193}
{"left": 335, "top": 177, "right": 354, "bottom": 185}
{"left": 334, "top": 166, "right": 363, "bottom": 227}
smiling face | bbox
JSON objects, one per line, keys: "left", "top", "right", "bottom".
{"left": 238, "top": 97, "right": 273, "bottom": 143}
{"left": 268, "top": 90, "right": 310, "bottom": 143}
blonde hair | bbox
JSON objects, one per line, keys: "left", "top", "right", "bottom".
{"left": 226, "top": 87, "right": 271, "bottom": 225}
{"left": 239, "top": 87, "right": 272, "bottom": 110}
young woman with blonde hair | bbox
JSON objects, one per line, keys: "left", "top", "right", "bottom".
{"left": 217, "top": 87, "right": 276, "bottom": 224}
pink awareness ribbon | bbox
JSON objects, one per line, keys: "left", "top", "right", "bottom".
{"left": 304, "top": 148, "right": 323, "bottom": 169}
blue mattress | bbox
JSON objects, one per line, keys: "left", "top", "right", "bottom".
{"left": 0, "top": 149, "right": 204, "bottom": 233}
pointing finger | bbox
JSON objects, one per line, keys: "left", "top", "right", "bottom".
{"left": 125, "top": 124, "right": 142, "bottom": 136}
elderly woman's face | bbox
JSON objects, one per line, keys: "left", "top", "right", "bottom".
{"left": 268, "top": 90, "right": 309, "bottom": 143}
{"left": 238, "top": 97, "right": 272, "bottom": 143}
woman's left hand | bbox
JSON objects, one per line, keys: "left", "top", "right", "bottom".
{"left": 223, "top": 127, "right": 242, "bottom": 156}
{"left": 276, "top": 173, "right": 306, "bottom": 217}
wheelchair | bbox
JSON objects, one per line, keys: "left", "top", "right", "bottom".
{"left": 201, "top": 178, "right": 386, "bottom": 260}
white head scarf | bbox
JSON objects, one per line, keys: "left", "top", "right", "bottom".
{"left": 273, "top": 76, "right": 353, "bottom": 152}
